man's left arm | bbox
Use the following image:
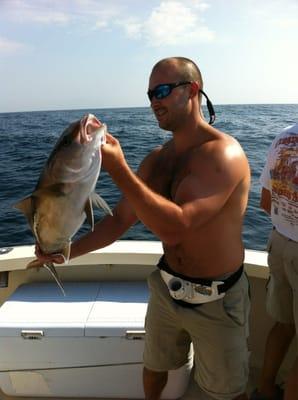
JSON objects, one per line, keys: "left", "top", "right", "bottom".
{"left": 102, "top": 134, "right": 248, "bottom": 245}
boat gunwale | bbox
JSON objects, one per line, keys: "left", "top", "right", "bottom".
{"left": 0, "top": 240, "right": 269, "bottom": 279}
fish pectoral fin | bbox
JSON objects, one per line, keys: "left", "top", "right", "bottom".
{"left": 91, "top": 193, "right": 113, "bottom": 216}
{"left": 84, "top": 198, "right": 95, "bottom": 231}
{"left": 13, "top": 196, "right": 34, "bottom": 228}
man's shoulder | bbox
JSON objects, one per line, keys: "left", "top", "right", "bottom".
{"left": 191, "top": 132, "right": 249, "bottom": 181}
{"left": 145, "top": 140, "right": 172, "bottom": 160}
{"left": 200, "top": 131, "right": 245, "bottom": 160}
{"left": 137, "top": 140, "right": 172, "bottom": 174}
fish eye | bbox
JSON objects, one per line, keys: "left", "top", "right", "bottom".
{"left": 61, "top": 136, "right": 72, "bottom": 146}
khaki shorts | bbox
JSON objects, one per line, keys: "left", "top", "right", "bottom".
{"left": 266, "top": 228, "right": 298, "bottom": 333}
{"left": 143, "top": 269, "right": 250, "bottom": 400}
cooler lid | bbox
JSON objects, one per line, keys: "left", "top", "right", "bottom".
{"left": 85, "top": 281, "right": 149, "bottom": 337}
{"left": 0, "top": 282, "right": 100, "bottom": 337}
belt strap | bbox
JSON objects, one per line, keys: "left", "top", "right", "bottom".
{"left": 217, "top": 265, "right": 243, "bottom": 293}
{"left": 158, "top": 257, "right": 244, "bottom": 307}
{"left": 157, "top": 256, "right": 243, "bottom": 293}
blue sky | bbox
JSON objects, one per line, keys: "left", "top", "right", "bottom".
{"left": 1, "top": 0, "right": 298, "bottom": 112}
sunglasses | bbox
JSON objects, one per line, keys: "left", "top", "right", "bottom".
{"left": 147, "top": 81, "right": 191, "bottom": 102}
{"left": 147, "top": 81, "right": 216, "bottom": 125}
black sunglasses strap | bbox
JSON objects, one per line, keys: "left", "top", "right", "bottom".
{"left": 200, "top": 90, "right": 216, "bottom": 125}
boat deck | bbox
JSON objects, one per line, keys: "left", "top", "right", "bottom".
{"left": 0, "top": 242, "right": 294, "bottom": 400}
{"left": 0, "top": 367, "right": 261, "bottom": 399}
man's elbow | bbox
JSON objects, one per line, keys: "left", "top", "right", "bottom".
{"left": 157, "top": 224, "right": 189, "bottom": 246}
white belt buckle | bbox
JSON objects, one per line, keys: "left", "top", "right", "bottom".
{"left": 161, "top": 270, "right": 226, "bottom": 304}
{"left": 192, "top": 281, "right": 225, "bottom": 302}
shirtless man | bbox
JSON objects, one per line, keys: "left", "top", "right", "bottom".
{"left": 37, "top": 57, "right": 251, "bottom": 400}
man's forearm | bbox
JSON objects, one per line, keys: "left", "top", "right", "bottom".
{"left": 70, "top": 214, "right": 129, "bottom": 260}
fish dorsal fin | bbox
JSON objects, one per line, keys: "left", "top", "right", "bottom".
{"left": 13, "top": 196, "right": 34, "bottom": 229}
{"left": 91, "top": 193, "right": 113, "bottom": 216}
{"left": 84, "top": 197, "right": 95, "bottom": 231}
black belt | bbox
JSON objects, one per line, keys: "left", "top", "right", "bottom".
{"left": 157, "top": 256, "right": 243, "bottom": 307}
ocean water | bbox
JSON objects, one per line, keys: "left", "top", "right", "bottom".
{"left": 1, "top": 104, "right": 297, "bottom": 251}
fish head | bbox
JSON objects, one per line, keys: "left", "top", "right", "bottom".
{"left": 45, "top": 114, "right": 106, "bottom": 183}
{"left": 73, "top": 113, "right": 106, "bottom": 147}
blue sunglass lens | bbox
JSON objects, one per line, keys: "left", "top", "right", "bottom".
{"left": 155, "top": 85, "right": 171, "bottom": 99}
{"left": 148, "top": 84, "right": 171, "bottom": 101}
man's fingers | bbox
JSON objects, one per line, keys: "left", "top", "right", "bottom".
{"left": 104, "top": 132, "right": 118, "bottom": 145}
{"left": 34, "top": 244, "right": 65, "bottom": 264}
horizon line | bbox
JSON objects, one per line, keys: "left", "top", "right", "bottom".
{"left": 1, "top": 102, "right": 297, "bottom": 115}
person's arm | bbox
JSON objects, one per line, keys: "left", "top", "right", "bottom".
{"left": 102, "top": 133, "right": 248, "bottom": 246}
{"left": 260, "top": 187, "right": 271, "bottom": 215}
{"left": 259, "top": 139, "right": 273, "bottom": 216}
{"left": 70, "top": 197, "right": 137, "bottom": 259}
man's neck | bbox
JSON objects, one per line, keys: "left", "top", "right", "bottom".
{"left": 172, "top": 118, "right": 211, "bottom": 154}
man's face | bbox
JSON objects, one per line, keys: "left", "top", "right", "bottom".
{"left": 148, "top": 65, "right": 190, "bottom": 131}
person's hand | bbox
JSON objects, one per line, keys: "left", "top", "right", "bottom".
{"left": 101, "top": 132, "right": 127, "bottom": 174}
{"left": 35, "top": 243, "right": 65, "bottom": 265}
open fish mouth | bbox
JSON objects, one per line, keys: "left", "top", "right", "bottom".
{"left": 79, "top": 114, "right": 104, "bottom": 145}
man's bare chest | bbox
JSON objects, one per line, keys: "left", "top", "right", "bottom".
{"left": 147, "top": 155, "right": 190, "bottom": 200}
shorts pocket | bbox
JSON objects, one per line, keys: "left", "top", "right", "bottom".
{"left": 221, "top": 286, "right": 250, "bottom": 327}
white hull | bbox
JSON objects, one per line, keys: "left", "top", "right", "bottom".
{"left": 0, "top": 241, "right": 296, "bottom": 399}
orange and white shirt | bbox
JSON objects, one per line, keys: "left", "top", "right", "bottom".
{"left": 260, "top": 123, "right": 298, "bottom": 242}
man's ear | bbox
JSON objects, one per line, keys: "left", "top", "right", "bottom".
{"left": 189, "top": 81, "right": 200, "bottom": 99}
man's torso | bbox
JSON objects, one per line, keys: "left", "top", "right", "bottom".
{"left": 143, "top": 134, "right": 250, "bottom": 278}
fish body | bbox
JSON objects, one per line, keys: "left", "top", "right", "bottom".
{"left": 14, "top": 114, "right": 112, "bottom": 294}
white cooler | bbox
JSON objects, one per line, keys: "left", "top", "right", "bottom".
{"left": 0, "top": 281, "right": 193, "bottom": 398}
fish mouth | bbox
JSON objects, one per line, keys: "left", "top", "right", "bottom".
{"left": 79, "top": 114, "right": 104, "bottom": 144}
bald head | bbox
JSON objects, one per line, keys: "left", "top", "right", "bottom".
{"left": 151, "top": 57, "right": 203, "bottom": 89}
{"left": 150, "top": 57, "right": 203, "bottom": 105}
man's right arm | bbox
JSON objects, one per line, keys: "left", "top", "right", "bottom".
{"left": 70, "top": 196, "right": 137, "bottom": 259}
{"left": 260, "top": 187, "right": 271, "bottom": 215}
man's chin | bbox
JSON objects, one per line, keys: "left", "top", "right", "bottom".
{"left": 158, "top": 120, "right": 171, "bottom": 131}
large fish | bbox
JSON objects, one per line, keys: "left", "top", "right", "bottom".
{"left": 14, "top": 114, "right": 112, "bottom": 295}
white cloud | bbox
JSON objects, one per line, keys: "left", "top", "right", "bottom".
{"left": 119, "top": 1, "right": 215, "bottom": 47}
{"left": 1, "top": 0, "right": 71, "bottom": 24}
{"left": 0, "top": 36, "right": 25, "bottom": 53}
{"left": 119, "top": 18, "right": 143, "bottom": 39}
{"left": 1, "top": 0, "right": 126, "bottom": 26}
{"left": 1, "top": 0, "right": 214, "bottom": 46}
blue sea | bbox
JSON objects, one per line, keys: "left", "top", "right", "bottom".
{"left": 1, "top": 104, "right": 297, "bottom": 251}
